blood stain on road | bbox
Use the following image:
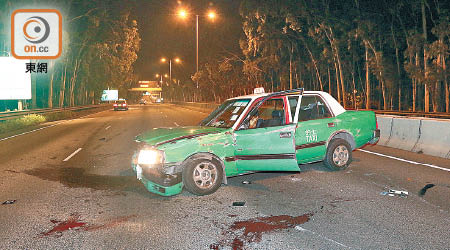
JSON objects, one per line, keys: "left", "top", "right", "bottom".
{"left": 39, "top": 213, "right": 136, "bottom": 237}
{"left": 40, "top": 213, "right": 86, "bottom": 238}
{"left": 210, "top": 213, "right": 314, "bottom": 250}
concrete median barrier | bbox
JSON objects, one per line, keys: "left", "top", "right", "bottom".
{"left": 387, "top": 117, "right": 422, "bottom": 151}
{"left": 376, "top": 116, "right": 393, "bottom": 146}
{"left": 412, "top": 119, "right": 450, "bottom": 159}
{"left": 375, "top": 115, "right": 450, "bottom": 159}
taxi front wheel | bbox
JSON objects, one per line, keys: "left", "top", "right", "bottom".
{"left": 182, "top": 158, "right": 223, "bottom": 196}
{"left": 324, "top": 139, "right": 352, "bottom": 171}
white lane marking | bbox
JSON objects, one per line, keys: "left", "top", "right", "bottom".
{"left": 295, "top": 226, "right": 349, "bottom": 248}
{"left": 0, "top": 123, "right": 59, "bottom": 142}
{"left": 357, "top": 149, "right": 450, "bottom": 172}
{"left": 105, "top": 125, "right": 111, "bottom": 130}
{"left": 63, "top": 148, "right": 83, "bottom": 162}
{"left": 174, "top": 122, "right": 180, "bottom": 127}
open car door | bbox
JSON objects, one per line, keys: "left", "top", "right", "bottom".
{"left": 232, "top": 96, "right": 300, "bottom": 172}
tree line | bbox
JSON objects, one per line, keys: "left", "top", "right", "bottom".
{"left": 188, "top": 0, "right": 449, "bottom": 112}
{"left": 0, "top": 0, "right": 140, "bottom": 110}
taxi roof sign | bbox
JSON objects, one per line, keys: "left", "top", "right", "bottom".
{"left": 253, "top": 87, "right": 265, "bottom": 94}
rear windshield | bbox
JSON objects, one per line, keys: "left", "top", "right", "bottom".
{"left": 115, "top": 101, "right": 126, "bottom": 104}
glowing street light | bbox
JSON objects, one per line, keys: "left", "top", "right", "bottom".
{"left": 161, "top": 57, "right": 181, "bottom": 85}
{"left": 207, "top": 11, "right": 216, "bottom": 20}
{"left": 176, "top": 8, "right": 218, "bottom": 88}
{"left": 155, "top": 73, "right": 163, "bottom": 84}
{"left": 178, "top": 9, "right": 187, "bottom": 19}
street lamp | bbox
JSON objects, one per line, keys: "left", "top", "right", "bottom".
{"left": 160, "top": 57, "right": 181, "bottom": 85}
{"left": 155, "top": 73, "right": 163, "bottom": 84}
{"left": 177, "top": 8, "right": 217, "bottom": 88}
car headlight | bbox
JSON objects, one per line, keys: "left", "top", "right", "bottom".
{"left": 137, "top": 149, "right": 164, "bottom": 165}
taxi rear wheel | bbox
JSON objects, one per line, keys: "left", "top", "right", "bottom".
{"left": 182, "top": 158, "right": 223, "bottom": 196}
{"left": 324, "top": 139, "right": 352, "bottom": 171}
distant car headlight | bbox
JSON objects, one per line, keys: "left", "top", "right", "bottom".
{"left": 137, "top": 149, "right": 164, "bottom": 165}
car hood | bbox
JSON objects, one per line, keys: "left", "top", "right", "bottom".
{"left": 135, "top": 126, "right": 228, "bottom": 146}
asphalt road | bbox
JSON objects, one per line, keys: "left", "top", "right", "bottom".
{"left": 0, "top": 104, "right": 449, "bottom": 250}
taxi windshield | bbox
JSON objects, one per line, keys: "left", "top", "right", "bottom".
{"left": 200, "top": 99, "right": 251, "bottom": 128}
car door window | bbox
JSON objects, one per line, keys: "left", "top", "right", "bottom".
{"left": 298, "top": 96, "right": 332, "bottom": 121}
{"left": 246, "top": 98, "right": 285, "bottom": 129}
{"left": 317, "top": 97, "right": 332, "bottom": 118}
{"left": 288, "top": 96, "right": 299, "bottom": 122}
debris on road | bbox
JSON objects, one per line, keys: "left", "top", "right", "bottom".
{"left": 289, "top": 175, "right": 303, "bottom": 182}
{"left": 418, "top": 184, "right": 435, "bottom": 196}
{"left": 242, "top": 181, "right": 251, "bottom": 184}
{"left": 4, "top": 169, "right": 20, "bottom": 174}
{"left": 380, "top": 189, "right": 409, "bottom": 197}
{"left": 2, "top": 200, "right": 16, "bottom": 205}
{"left": 232, "top": 201, "right": 246, "bottom": 207}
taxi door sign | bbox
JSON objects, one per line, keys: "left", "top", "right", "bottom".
{"left": 11, "top": 9, "right": 62, "bottom": 59}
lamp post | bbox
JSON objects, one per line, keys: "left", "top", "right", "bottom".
{"left": 177, "top": 8, "right": 216, "bottom": 88}
{"left": 155, "top": 74, "right": 163, "bottom": 85}
{"left": 161, "top": 57, "right": 181, "bottom": 85}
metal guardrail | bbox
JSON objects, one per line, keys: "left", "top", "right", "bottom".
{"left": 0, "top": 104, "right": 109, "bottom": 121}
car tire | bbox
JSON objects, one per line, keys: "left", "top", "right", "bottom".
{"left": 182, "top": 158, "right": 223, "bottom": 196}
{"left": 324, "top": 139, "right": 352, "bottom": 171}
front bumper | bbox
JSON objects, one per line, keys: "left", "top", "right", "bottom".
{"left": 131, "top": 163, "right": 183, "bottom": 196}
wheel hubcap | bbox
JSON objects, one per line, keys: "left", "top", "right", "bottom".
{"left": 193, "top": 162, "right": 218, "bottom": 189}
{"left": 332, "top": 145, "right": 349, "bottom": 167}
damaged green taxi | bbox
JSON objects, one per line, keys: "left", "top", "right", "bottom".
{"left": 132, "top": 88, "right": 380, "bottom": 196}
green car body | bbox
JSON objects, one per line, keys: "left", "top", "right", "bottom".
{"left": 132, "top": 89, "right": 380, "bottom": 196}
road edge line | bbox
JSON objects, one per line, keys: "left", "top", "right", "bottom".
{"left": 357, "top": 149, "right": 450, "bottom": 172}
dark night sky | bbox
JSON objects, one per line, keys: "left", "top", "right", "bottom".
{"left": 132, "top": 0, "right": 243, "bottom": 83}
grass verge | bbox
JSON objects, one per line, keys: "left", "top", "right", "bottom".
{"left": 0, "top": 114, "right": 46, "bottom": 134}
{"left": 0, "top": 106, "right": 110, "bottom": 136}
